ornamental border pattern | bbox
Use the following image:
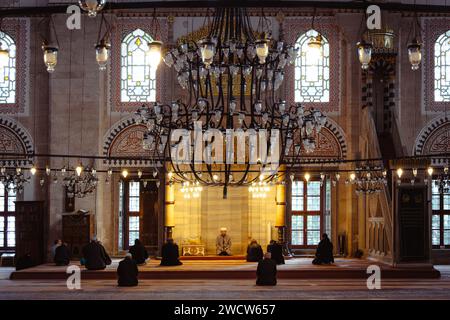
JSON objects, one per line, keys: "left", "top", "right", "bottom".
{"left": 0, "top": 18, "right": 30, "bottom": 115}
{"left": 413, "top": 115, "right": 449, "bottom": 156}
{"left": 422, "top": 18, "right": 450, "bottom": 113}
{"left": 283, "top": 17, "right": 341, "bottom": 114}
{"left": 102, "top": 115, "right": 162, "bottom": 167}
{"left": 0, "top": 116, "right": 34, "bottom": 165}
{"left": 109, "top": 17, "right": 169, "bottom": 113}
{"left": 361, "top": 56, "right": 396, "bottom": 132}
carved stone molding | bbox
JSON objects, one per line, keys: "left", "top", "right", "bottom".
{"left": 103, "top": 116, "right": 160, "bottom": 167}
{"left": 0, "top": 117, "right": 34, "bottom": 165}
{"left": 414, "top": 115, "right": 450, "bottom": 165}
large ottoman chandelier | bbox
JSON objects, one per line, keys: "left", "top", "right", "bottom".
{"left": 136, "top": 7, "right": 326, "bottom": 194}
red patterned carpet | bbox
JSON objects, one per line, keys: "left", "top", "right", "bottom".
{"left": 9, "top": 258, "right": 440, "bottom": 280}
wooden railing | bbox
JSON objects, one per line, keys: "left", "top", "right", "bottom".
{"left": 362, "top": 108, "right": 393, "bottom": 263}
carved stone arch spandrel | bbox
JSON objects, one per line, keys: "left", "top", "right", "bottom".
{"left": 0, "top": 117, "right": 34, "bottom": 165}
{"left": 103, "top": 116, "right": 159, "bottom": 167}
{"left": 413, "top": 115, "right": 450, "bottom": 165}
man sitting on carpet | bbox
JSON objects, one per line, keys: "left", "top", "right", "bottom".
{"left": 160, "top": 238, "right": 183, "bottom": 266}
{"left": 117, "top": 253, "right": 139, "bottom": 287}
{"left": 246, "top": 239, "right": 263, "bottom": 262}
{"left": 129, "top": 239, "right": 149, "bottom": 265}
{"left": 256, "top": 252, "right": 277, "bottom": 286}
{"left": 82, "top": 237, "right": 112, "bottom": 270}
{"left": 312, "top": 233, "right": 334, "bottom": 265}
{"left": 54, "top": 242, "right": 70, "bottom": 266}
{"left": 216, "top": 227, "right": 232, "bottom": 256}
{"left": 267, "top": 240, "right": 285, "bottom": 265}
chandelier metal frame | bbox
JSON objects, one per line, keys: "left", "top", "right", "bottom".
{"left": 136, "top": 7, "right": 327, "bottom": 194}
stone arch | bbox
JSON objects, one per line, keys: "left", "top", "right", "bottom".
{"left": 103, "top": 116, "right": 158, "bottom": 167}
{"left": 296, "top": 118, "right": 347, "bottom": 162}
{"left": 0, "top": 117, "right": 34, "bottom": 165}
{"left": 413, "top": 115, "right": 450, "bottom": 165}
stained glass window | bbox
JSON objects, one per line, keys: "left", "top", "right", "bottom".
{"left": 0, "top": 31, "right": 16, "bottom": 104}
{"left": 295, "top": 30, "right": 330, "bottom": 103}
{"left": 434, "top": 30, "right": 450, "bottom": 102}
{"left": 121, "top": 29, "right": 156, "bottom": 103}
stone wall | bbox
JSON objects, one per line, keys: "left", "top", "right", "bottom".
{"left": 2, "top": 9, "right": 448, "bottom": 258}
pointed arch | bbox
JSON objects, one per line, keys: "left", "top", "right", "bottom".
{"left": 295, "top": 29, "right": 330, "bottom": 104}
{"left": 120, "top": 28, "right": 156, "bottom": 103}
{"left": 434, "top": 30, "right": 450, "bottom": 103}
{"left": 0, "top": 31, "right": 16, "bottom": 105}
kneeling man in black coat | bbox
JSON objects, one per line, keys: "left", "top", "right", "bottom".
{"left": 256, "top": 252, "right": 277, "bottom": 286}
{"left": 160, "top": 238, "right": 183, "bottom": 266}
{"left": 117, "top": 254, "right": 139, "bottom": 287}
{"left": 54, "top": 242, "right": 70, "bottom": 266}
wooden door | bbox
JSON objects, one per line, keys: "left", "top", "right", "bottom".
{"left": 140, "top": 181, "right": 159, "bottom": 253}
{"left": 15, "top": 201, "right": 46, "bottom": 266}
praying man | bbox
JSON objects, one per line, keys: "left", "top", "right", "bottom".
{"left": 216, "top": 227, "right": 232, "bottom": 256}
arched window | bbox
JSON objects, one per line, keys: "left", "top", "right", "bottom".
{"left": 0, "top": 31, "right": 16, "bottom": 104}
{"left": 294, "top": 30, "right": 330, "bottom": 103}
{"left": 121, "top": 29, "right": 156, "bottom": 103}
{"left": 434, "top": 30, "right": 450, "bottom": 102}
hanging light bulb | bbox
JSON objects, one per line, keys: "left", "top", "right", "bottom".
{"left": 255, "top": 38, "right": 269, "bottom": 64}
{"left": 30, "top": 166, "right": 37, "bottom": 176}
{"left": 396, "top": 168, "right": 403, "bottom": 178}
{"left": 0, "top": 42, "right": 9, "bottom": 71}
{"left": 46, "top": 166, "right": 51, "bottom": 176}
{"left": 147, "top": 40, "right": 163, "bottom": 69}
{"left": 138, "top": 170, "right": 143, "bottom": 179}
{"left": 307, "top": 33, "right": 323, "bottom": 58}
{"left": 200, "top": 39, "right": 215, "bottom": 68}
{"left": 121, "top": 169, "right": 129, "bottom": 178}
{"left": 412, "top": 168, "right": 418, "bottom": 177}
{"left": 75, "top": 165, "right": 83, "bottom": 177}
{"left": 349, "top": 173, "right": 356, "bottom": 181}
{"left": 78, "top": 0, "right": 107, "bottom": 18}
{"left": 42, "top": 44, "right": 58, "bottom": 73}
{"left": 95, "top": 39, "right": 110, "bottom": 71}
{"left": 407, "top": 38, "right": 422, "bottom": 71}
{"left": 428, "top": 167, "right": 434, "bottom": 177}
{"left": 167, "top": 171, "right": 173, "bottom": 180}
{"left": 304, "top": 173, "right": 311, "bottom": 182}
{"left": 213, "top": 174, "right": 219, "bottom": 181}
{"left": 356, "top": 39, "right": 373, "bottom": 70}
